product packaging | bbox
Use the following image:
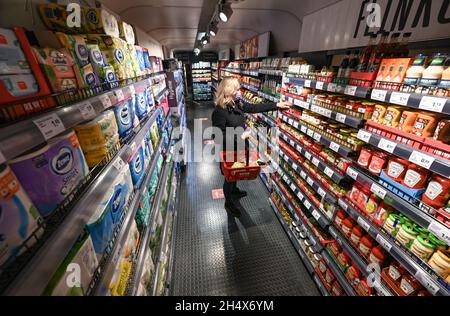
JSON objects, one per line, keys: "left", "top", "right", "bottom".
{"left": 113, "top": 99, "right": 135, "bottom": 138}
{"left": 0, "top": 28, "right": 31, "bottom": 74}
{"left": 128, "top": 145, "right": 145, "bottom": 188}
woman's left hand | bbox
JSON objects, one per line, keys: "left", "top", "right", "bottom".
{"left": 277, "top": 101, "right": 292, "bottom": 110}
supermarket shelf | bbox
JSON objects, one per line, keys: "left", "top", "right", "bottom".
{"left": 5, "top": 108, "right": 164, "bottom": 295}
{"left": 241, "top": 70, "right": 260, "bottom": 77}
{"left": 258, "top": 113, "right": 277, "bottom": 127}
{"left": 221, "top": 68, "right": 242, "bottom": 75}
{"left": 338, "top": 198, "right": 450, "bottom": 296}
{"left": 154, "top": 87, "right": 169, "bottom": 104}
{"left": 242, "top": 83, "right": 259, "bottom": 93}
{"left": 279, "top": 113, "right": 357, "bottom": 158}
{"left": 322, "top": 250, "right": 357, "bottom": 296}
{"left": 259, "top": 69, "right": 284, "bottom": 76}
{"left": 346, "top": 165, "right": 450, "bottom": 247}
{"left": 328, "top": 226, "right": 394, "bottom": 296}
{"left": 259, "top": 172, "right": 271, "bottom": 192}
{"left": 313, "top": 274, "right": 330, "bottom": 296}
{"left": 257, "top": 91, "right": 280, "bottom": 103}
{"left": 356, "top": 129, "right": 450, "bottom": 179}
{"left": 278, "top": 129, "right": 348, "bottom": 184}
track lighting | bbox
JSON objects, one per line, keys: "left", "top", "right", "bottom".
{"left": 201, "top": 35, "right": 209, "bottom": 45}
{"left": 194, "top": 48, "right": 200, "bottom": 55}
{"left": 219, "top": 2, "right": 232, "bottom": 22}
{"left": 209, "top": 23, "right": 218, "bottom": 37}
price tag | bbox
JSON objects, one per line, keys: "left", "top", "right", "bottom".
{"left": 419, "top": 96, "right": 446, "bottom": 113}
{"left": 288, "top": 118, "right": 294, "bottom": 125}
{"left": 318, "top": 187, "right": 326, "bottom": 197}
{"left": 293, "top": 98, "right": 302, "bottom": 107}
{"left": 304, "top": 200, "right": 312, "bottom": 210}
{"left": 339, "top": 199, "right": 348, "bottom": 211}
{"left": 323, "top": 109, "right": 332, "bottom": 118}
{"left": 293, "top": 121, "right": 299, "bottom": 129}
{"left": 371, "top": 89, "right": 388, "bottom": 102}
{"left": 408, "top": 151, "right": 435, "bottom": 169}
{"left": 335, "top": 112, "right": 347, "bottom": 123}
{"left": 324, "top": 167, "right": 334, "bottom": 178}
{"left": 301, "top": 125, "right": 308, "bottom": 134}
{"left": 290, "top": 184, "right": 297, "bottom": 192}
{"left": 113, "top": 157, "right": 126, "bottom": 171}
{"left": 292, "top": 163, "right": 298, "bottom": 171}
{"left": 33, "top": 113, "right": 65, "bottom": 140}
{"left": 313, "top": 132, "right": 321, "bottom": 142}
{"left": 304, "top": 80, "right": 311, "bottom": 88}
{"left": 376, "top": 234, "right": 392, "bottom": 252}
{"left": 316, "top": 81, "right": 324, "bottom": 90}
{"left": 78, "top": 101, "right": 96, "bottom": 120}
{"left": 300, "top": 170, "right": 307, "bottom": 179}
{"left": 307, "top": 177, "right": 314, "bottom": 187}
{"left": 0, "top": 150, "right": 5, "bottom": 164}
{"left": 330, "top": 142, "right": 340, "bottom": 153}
{"left": 378, "top": 138, "right": 397, "bottom": 154}
{"left": 99, "top": 93, "right": 112, "bottom": 109}
{"left": 307, "top": 129, "right": 314, "bottom": 137}
{"left": 297, "top": 192, "right": 304, "bottom": 200}
{"left": 428, "top": 222, "right": 450, "bottom": 245}
{"left": 312, "top": 209, "right": 321, "bottom": 221}
{"left": 344, "top": 85, "right": 357, "bottom": 96}
{"left": 371, "top": 183, "right": 387, "bottom": 199}
{"left": 290, "top": 139, "right": 295, "bottom": 147}
{"left": 414, "top": 270, "right": 440, "bottom": 295}
{"left": 283, "top": 175, "right": 289, "bottom": 183}
{"left": 327, "top": 83, "right": 336, "bottom": 92}
{"left": 304, "top": 151, "right": 312, "bottom": 160}
{"left": 312, "top": 157, "right": 320, "bottom": 167}
{"left": 114, "top": 89, "right": 125, "bottom": 102}
{"left": 347, "top": 167, "right": 358, "bottom": 180}
{"left": 357, "top": 129, "right": 372, "bottom": 142}
{"left": 357, "top": 216, "right": 370, "bottom": 232}
{"left": 389, "top": 91, "right": 410, "bottom": 106}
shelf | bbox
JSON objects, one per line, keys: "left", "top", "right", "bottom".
{"left": 313, "top": 274, "right": 330, "bottom": 296}
{"left": 4, "top": 108, "right": 165, "bottom": 295}
{"left": 257, "top": 91, "right": 280, "bottom": 103}
{"left": 356, "top": 129, "right": 450, "bottom": 179}
{"left": 346, "top": 165, "right": 450, "bottom": 247}
{"left": 154, "top": 87, "right": 169, "bottom": 104}
{"left": 279, "top": 113, "right": 357, "bottom": 158}
{"left": 322, "top": 250, "right": 357, "bottom": 296}
{"left": 257, "top": 113, "right": 277, "bottom": 127}
{"left": 259, "top": 69, "right": 284, "bottom": 76}
{"left": 277, "top": 129, "right": 348, "bottom": 184}
{"left": 242, "top": 83, "right": 259, "bottom": 93}
{"left": 338, "top": 198, "right": 450, "bottom": 296}
{"left": 221, "top": 68, "right": 241, "bottom": 75}
{"left": 241, "top": 70, "right": 260, "bottom": 77}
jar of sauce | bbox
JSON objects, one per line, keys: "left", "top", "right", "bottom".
{"left": 403, "top": 54, "right": 428, "bottom": 85}
{"left": 402, "top": 164, "right": 429, "bottom": 189}
{"left": 342, "top": 217, "right": 355, "bottom": 238}
{"left": 383, "top": 214, "right": 404, "bottom": 236}
{"left": 368, "top": 151, "right": 388, "bottom": 175}
{"left": 410, "top": 235, "right": 436, "bottom": 260}
{"left": 345, "top": 265, "right": 361, "bottom": 285}
{"left": 356, "top": 278, "right": 373, "bottom": 296}
{"left": 422, "top": 175, "right": 450, "bottom": 209}
{"left": 358, "top": 147, "right": 373, "bottom": 168}
{"left": 419, "top": 53, "right": 447, "bottom": 88}
{"left": 369, "top": 246, "right": 387, "bottom": 268}
{"left": 428, "top": 250, "right": 450, "bottom": 278}
{"left": 359, "top": 235, "right": 375, "bottom": 258}
{"left": 396, "top": 224, "right": 419, "bottom": 248}
{"left": 350, "top": 226, "right": 364, "bottom": 246}
{"left": 399, "top": 275, "right": 421, "bottom": 296}
{"left": 386, "top": 157, "right": 409, "bottom": 182}
{"left": 428, "top": 233, "right": 447, "bottom": 251}
{"left": 334, "top": 210, "right": 347, "bottom": 229}
{"left": 387, "top": 261, "right": 406, "bottom": 285}
{"left": 337, "top": 251, "right": 351, "bottom": 269}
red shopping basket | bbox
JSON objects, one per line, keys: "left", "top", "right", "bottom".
{"left": 220, "top": 149, "right": 261, "bottom": 182}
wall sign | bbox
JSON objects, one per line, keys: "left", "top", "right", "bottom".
{"left": 234, "top": 32, "right": 270, "bottom": 59}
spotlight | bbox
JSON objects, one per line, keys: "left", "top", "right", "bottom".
{"left": 219, "top": 3, "right": 232, "bottom": 22}
{"left": 201, "top": 35, "right": 209, "bottom": 45}
{"left": 209, "top": 24, "right": 218, "bottom": 37}
{"left": 194, "top": 48, "right": 200, "bottom": 55}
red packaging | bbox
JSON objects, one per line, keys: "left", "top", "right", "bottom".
{"left": 385, "top": 157, "right": 409, "bottom": 182}
{"left": 368, "top": 151, "right": 388, "bottom": 175}
{"left": 357, "top": 147, "right": 373, "bottom": 168}
{"left": 422, "top": 175, "right": 450, "bottom": 209}
{"left": 402, "top": 164, "right": 429, "bottom": 189}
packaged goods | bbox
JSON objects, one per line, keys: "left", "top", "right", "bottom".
{"left": 387, "top": 262, "right": 406, "bottom": 285}
{"left": 418, "top": 53, "right": 447, "bottom": 88}
{"left": 0, "top": 74, "right": 38, "bottom": 97}
{"left": 0, "top": 164, "right": 40, "bottom": 268}
{"left": 412, "top": 113, "right": 438, "bottom": 137}
{"left": 396, "top": 224, "right": 418, "bottom": 248}
{"left": 398, "top": 111, "right": 418, "bottom": 133}
{"left": 359, "top": 235, "right": 375, "bottom": 257}
{"left": 410, "top": 236, "right": 436, "bottom": 260}
{"left": 10, "top": 131, "right": 89, "bottom": 217}
{"left": 109, "top": 257, "right": 132, "bottom": 296}
{"left": 113, "top": 99, "right": 135, "bottom": 138}
{"left": 433, "top": 119, "right": 450, "bottom": 143}
{"left": 83, "top": 7, "right": 120, "bottom": 38}
{"left": 372, "top": 202, "right": 393, "bottom": 225}
{"left": 428, "top": 250, "right": 450, "bottom": 278}
{"left": 135, "top": 191, "right": 151, "bottom": 232}
{"left": 38, "top": 3, "right": 87, "bottom": 33}
{"left": 402, "top": 165, "right": 428, "bottom": 189}
{"left": 399, "top": 275, "right": 421, "bottom": 296}
{"left": 129, "top": 145, "right": 145, "bottom": 188}
{"left": 119, "top": 21, "right": 135, "bottom": 45}
{"left": 382, "top": 106, "right": 402, "bottom": 127}
{"left": 136, "top": 251, "right": 155, "bottom": 296}
{"left": 371, "top": 104, "right": 387, "bottom": 123}
{"left": 383, "top": 214, "right": 404, "bottom": 236}
{"left": 0, "top": 28, "right": 31, "bottom": 74}
{"left": 368, "top": 151, "right": 388, "bottom": 175}
{"left": 403, "top": 54, "right": 427, "bottom": 85}
{"left": 368, "top": 246, "right": 387, "bottom": 268}
{"left": 386, "top": 157, "right": 408, "bottom": 182}
{"left": 422, "top": 175, "right": 450, "bottom": 209}
{"left": 55, "top": 33, "right": 89, "bottom": 67}
{"left": 135, "top": 90, "right": 149, "bottom": 120}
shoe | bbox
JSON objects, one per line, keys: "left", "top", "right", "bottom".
{"left": 232, "top": 188, "right": 247, "bottom": 198}
{"left": 225, "top": 201, "right": 241, "bottom": 217}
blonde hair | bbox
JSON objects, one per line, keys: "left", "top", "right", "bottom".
{"left": 214, "top": 77, "right": 241, "bottom": 109}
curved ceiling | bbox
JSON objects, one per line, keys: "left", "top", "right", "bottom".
{"left": 100, "top": 0, "right": 340, "bottom": 53}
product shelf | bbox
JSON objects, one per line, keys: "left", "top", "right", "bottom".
{"left": 338, "top": 198, "right": 450, "bottom": 296}
{"left": 241, "top": 70, "right": 260, "bottom": 77}
{"left": 259, "top": 69, "right": 284, "bottom": 76}
{"left": 279, "top": 113, "right": 357, "bottom": 158}
{"left": 321, "top": 250, "right": 357, "bottom": 296}
{"left": 313, "top": 274, "right": 331, "bottom": 296}
{"left": 258, "top": 113, "right": 277, "bottom": 127}
{"left": 356, "top": 129, "right": 450, "bottom": 179}
{"left": 242, "top": 83, "right": 259, "bottom": 93}
{"left": 257, "top": 91, "right": 280, "bottom": 103}
{"left": 346, "top": 165, "right": 450, "bottom": 247}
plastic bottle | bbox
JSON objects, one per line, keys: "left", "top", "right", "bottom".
{"left": 403, "top": 54, "right": 428, "bottom": 85}
{"left": 422, "top": 175, "right": 450, "bottom": 209}
{"left": 419, "top": 53, "right": 448, "bottom": 89}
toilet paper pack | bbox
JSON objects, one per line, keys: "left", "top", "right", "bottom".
{"left": 55, "top": 33, "right": 89, "bottom": 68}
{"left": 86, "top": 44, "right": 117, "bottom": 88}
{"left": 128, "top": 145, "right": 145, "bottom": 188}
{"left": 38, "top": 3, "right": 88, "bottom": 33}
{"left": 119, "top": 22, "right": 135, "bottom": 45}
{"left": 83, "top": 7, "right": 120, "bottom": 38}
{"left": 0, "top": 28, "right": 31, "bottom": 75}
{"left": 113, "top": 99, "right": 135, "bottom": 138}
{"left": 134, "top": 89, "right": 148, "bottom": 121}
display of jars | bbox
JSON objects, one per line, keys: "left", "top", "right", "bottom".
{"left": 396, "top": 224, "right": 419, "bottom": 248}
{"left": 410, "top": 235, "right": 437, "bottom": 260}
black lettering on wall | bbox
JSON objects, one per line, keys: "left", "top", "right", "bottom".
{"left": 438, "top": 0, "right": 450, "bottom": 24}
{"left": 354, "top": 0, "right": 371, "bottom": 38}
{"left": 390, "top": 0, "right": 415, "bottom": 31}
{"left": 412, "top": 0, "right": 432, "bottom": 28}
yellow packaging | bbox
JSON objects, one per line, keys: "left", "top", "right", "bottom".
{"left": 109, "top": 260, "right": 132, "bottom": 296}
{"left": 119, "top": 21, "right": 135, "bottom": 45}
{"left": 127, "top": 44, "right": 140, "bottom": 77}
{"left": 383, "top": 106, "right": 402, "bottom": 127}
{"left": 84, "top": 149, "right": 109, "bottom": 167}
{"left": 82, "top": 7, "right": 120, "bottom": 38}
{"left": 371, "top": 104, "right": 387, "bottom": 123}
{"left": 38, "top": 4, "right": 88, "bottom": 33}
{"left": 55, "top": 33, "right": 89, "bottom": 67}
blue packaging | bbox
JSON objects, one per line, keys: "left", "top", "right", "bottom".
{"left": 146, "top": 86, "right": 155, "bottom": 111}
{"left": 113, "top": 99, "right": 134, "bottom": 138}
{"left": 379, "top": 170, "right": 425, "bottom": 202}
{"left": 129, "top": 145, "right": 145, "bottom": 188}
{"left": 134, "top": 90, "right": 148, "bottom": 121}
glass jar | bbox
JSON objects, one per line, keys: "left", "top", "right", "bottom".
{"left": 396, "top": 224, "right": 419, "bottom": 248}
{"left": 410, "top": 235, "right": 436, "bottom": 260}
{"left": 383, "top": 214, "right": 404, "bottom": 236}
{"left": 428, "top": 250, "right": 450, "bottom": 278}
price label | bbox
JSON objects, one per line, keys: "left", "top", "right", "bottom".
{"left": 330, "top": 142, "right": 340, "bottom": 153}
{"left": 290, "top": 184, "right": 297, "bottom": 192}
{"left": 419, "top": 96, "right": 446, "bottom": 113}
{"left": 316, "top": 81, "right": 324, "bottom": 90}
{"left": 301, "top": 125, "right": 308, "bottom": 134}
{"left": 323, "top": 109, "right": 332, "bottom": 118}
{"left": 311, "top": 104, "right": 320, "bottom": 113}
{"left": 78, "top": 101, "right": 96, "bottom": 120}
{"left": 357, "top": 216, "right": 370, "bottom": 232}
{"left": 312, "top": 209, "right": 321, "bottom": 221}
{"left": 307, "top": 177, "right": 314, "bottom": 187}
{"left": 114, "top": 89, "right": 125, "bottom": 102}
{"left": 414, "top": 270, "right": 440, "bottom": 295}
{"left": 408, "top": 151, "right": 435, "bottom": 169}
{"left": 311, "top": 157, "right": 320, "bottom": 167}
{"left": 428, "top": 222, "right": 450, "bottom": 245}
{"left": 376, "top": 234, "right": 392, "bottom": 251}
{"left": 304, "top": 200, "right": 312, "bottom": 210}
{"left": 297, "top": 192, "right": 304, "bottom": 200}
{"left": 0, "top": 150, "right": 5, "bottom": 164}
{"left": 304, "top": 80, "right": 311, "bottom": 88}
{"left": 371, "top": 89, "right": 388, "bottom": 102}
{"left": 288, "top": 118, "right": 294, "bottom": 125}
{"left": 371, "top": 183, "right": 387, "bottom": 199}
{"left": 293, "top": 98, "right": 302, "bottom": 107}
{"left": 324, "top": 167, "right": 334, "bottom": 178}
{"left": 313, "top": 132, "right": 321, "bottom": 142}
{"left": 304, "top": 152, "right": 312, "bottom": 160}
{"left": 328, "top": 83, "right": 336, "bottom": 92}
{"left": 344, "top": 85, "right": 357, "bottom": 96}
{"left": 300, "top": 170, "right": 307, "bottom": 179}
{"left": 339, "top": 199, "right": 348, "bottom": 211}
{"left": 113, "top": 157, "right": 126, "bottom": 171}
{"left": 378, "top": 138, "right": 397, "bottom": 154}
{"left": 389, "top": 91, "right": 410, "bottom": 106}
{"left": 290, "top": 139, "right": 295, "bottom": 147}
{"left": 318, "top": 187, "right": 326, "bottom": 197}
{"left": 283, "top": 175, "right": 289, "bottom": 183}
{"left": 292, "top": 164, "right": 298, "bottom": 171}
{"left": 99, "top": 93, "right": 112, "bottom": 109}
{"left": 33, "top": 113, "right": 65, "bottom": 140}
{"left": 307, "top": 129, "right": 314, "bottom": 137}
{"left": 347, "top": 167, "right": 358, "bottom": 180}
{"left": 335, "top": 112, "right": 347, "bottom": 123}
{"left": 357, "top": 129, "right": 372, "bottom": 142}
{"left": 293, "top": 121, "right": 299, "bottom": 129}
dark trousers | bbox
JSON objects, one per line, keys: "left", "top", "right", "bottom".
{"left": 223, "top": 180, "right": 237, "bottom": 203}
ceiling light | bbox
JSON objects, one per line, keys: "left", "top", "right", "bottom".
{"left": 219, "top": 3, "right": 232, "bottom": 22}
{"left": 194, "top": 48, "right": 200, "bottom": 55}
{"left": 201, "top": 35, "right": 209, "bottom": 45}
{"left": 209, "top": 24, "right": 218, "bottom": 37}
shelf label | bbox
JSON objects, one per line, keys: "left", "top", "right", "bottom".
{"left": 113, "top": 157, "right": 126, "bottom": 171}
{"left": 324, "top": 167, "right": 334, "bottom": 179}
{"left": 304, "top": 80, "right": 311, "bottom": 88}
{"left": 304, "top": 151, "right": 312, "bottom": 160}
{"left": 290, "top": 183, "right": 297, "bottom": 192}
{"left": 307, "top": 129, "right": 314, "bottom": 137}
{"left": 419, "top": 96, "right": 446, "bottom": 113}
{"left": 99, "top": 93, "right": 112, "bottom": 109}
{"left": 114, "top": 89, "right": 125, "bottom": 102}
{"left": 414, "top": 270, "right": 440, "bottom": 295}
{"left": 338, "top": 199, "right": 348, "bottom": 211}
{"left": 304, "top": 200, "right": 312, "bottom": 210}
{"left": 79, "top": 101, "right": 96, "bottom": 120}
{"left": 371, "top": 89, "right": 388, "bottom": 102}
{"left": 301, "top": 125, "right": 308, "bottom": 134}
{"left": 293, "top": 98, "right": 302, "bottom": 107}
{"left": 292, "top": 163, "right": 298, "bottom": 171}
{"left": 33, "top": 113, "right": 65, "bottom": 140}
{"left": 300, "top": 170, "right": 307, "bottom": 179}
{"left": 0, "top": 150, "right": 5, "bottom": 164}
{"left": 371, "top": 183, "right": 387, "bottom": 199}
{"left": 408, "top": 151, "right": 435, "bottom": 169}
{"left": 378, "top": 138, "right": 397, "bottom": 154}
{"left": 428, "top": 222, "right": 450, "bottom": 245}
{"left": 357, "top": 216, "right": 370, "bottom": 232}
{"left": 316, "top": 81, "right": 324, "bottom": 90}
{"left": 306, "top": 177, "right": 314, "bottom": 187}
{"left": 347, "top": 167, "right": 358, "bottom": 180}
{"left": 283, "top": 174, "right": 289, "bottom": 183}
{"left": 376, "top": 234, "right": 392, "bottom": 252}
{"left": 357, "top": 130, "right": 372, "bottom": 142}
{"left": 322, "top": 108, "right": 332, "bottom": 118}
{"left": 297, "top": 192, "right": 304, "bottom": 200}
{"left": 128, "top": 84, "right": 136, "bottom": 95}
{"left": 288, "top": 118, "right": 294, "bottom": 125}
{"left": 330, "top": 142, "right": 340, "bottom": 153}
{"left": 311, "top": 157, "right": 320, "bottom": 167}
{"left": 335, "top": 113, "right": 347, "bottom": 123}
{"left": 313, "top": 132, "right": 321, "bottom": 142}
{"left": 327, "top": 83, "right": 336, "bottom": 92}
{"left": 344, "top": 85, "right": 357, "bottom": 96}
{"left": 389, "top": 91, "right": 410, "bottom": 106}
{"left": 318, "top": 187, "right": 326, "bottom": 198}
{"left": 293, "top": 121, "right": 299, "bottom": 129}
{"left": 312, "top": 209, "right": 321, "bottom": 221}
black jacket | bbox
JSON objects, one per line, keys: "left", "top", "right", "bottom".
{"left": 211, "top": 99, "right": 278, "bottom": 152}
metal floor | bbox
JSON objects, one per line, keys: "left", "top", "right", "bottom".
{"left": 170, "top": 102, "right": 319, "bottom": 296}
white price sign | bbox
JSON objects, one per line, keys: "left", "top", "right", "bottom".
{"left": 344, "top": 85, "right": 357, "bottom": 96}
{"left": 306, "top": 177, "right": 314, "bottom": 187}
{"left": 113, "top": 157, "right": 126, "bottom": 171}
{"left": 128, "top": 85, "right": 136, "bottom": 95}
{"left": 78, "top": 101, "right": 96, "bottom": 120}
{"left": 339, "top": 199, "right": 348, "bottom": 211}
{"left": 297, "top": 192, "right": 304, "bottom": 200}
{"left": 371, "top": 89, "right": 388, "bottom": 102}
{"left": 316, "top": 81, "right": 324, "bottom": 90}
{"left": 99, "top": 93, "right": 112, "bottom": 109}
{"left": 408, "top": 151, "right": 435, "bottom": 169}
{"left": 304, "top": 80, "right": 311, "bottom": 88}
{"left": 357, "top": 130, "right": 372, "bottom": 142}
{"left": 419, "top": 96, "right": 446, "bottom": 113}
{"left": 323, "top": 109, "right": 332, "bottom": 118}
{"left": 312, "top": 209, "right": 321, "bottom": 221}
{"left": 300, "top": 171, "right": 307, "bottom": 179}
{"left": 307, "top": 129, "right": 314, "bottom": 137}
{"left": 371, "top": 183, "right": 387, "bottom": 199}
{"left": 288, "top": 118, "right": 294, "bottom": 125}
{"left": 324, "top": 167, "right": 334, "bottom": 178}
{"left": 357, "top": 216, "right": 370, "bottom": 232}
{"left": 335, "top": 113, "right": 347, "bottom": 123}
{"left": 347, "top": 167, "right": 358, "bottom": 180}
{"left": 304, "top": 200, "right": 312, "bottom": 210}
{"left": 378, "top": 138, "right": 397, "bottom": 154}
{"left": 292, "top": 164, "right": 298, "bottom": 171}
{"left": 318, "top": 187, "right": 326, "bottom": 198}
{"left": 114, "top": 89, "right": 125, "bottom": 102}
{"left": 428, "top": 222, "right": 450, "bottom": 245}
{"left": 414, "top": 270, "right": 440, "bottom": 295}
{"left": 290, "top": 184, "right": 297, "bottom": 192}
{"left": 389, "top": 91, "right": 410, "bottom": 106}
{"left": 327, "top": 83, "right": 336, "bottom": 92}
{"left": 312, "top": 157, "right": 320, "bottom": 166}
{"left": 304, "top": 152, "right": 312, "bottom": 160}
{"left": 33, "top": 113, "right": 65, "bottom": 140}
{"left": 330, "top": 142, "right": 340, "bottom": 153}
{"left": 293, "top": 121, "right": 299, "bottom": 129}
{"left": 313, "top": 132, "right": 321, "bottom": 142}
{"left": 301, "top": 125, "right": 308, "bottom": 134}
{"left": 376, "top": 234, "right": 392, "bottom": 252}
{"left": 293, "top": 98, "right": 302, "bottom": 107}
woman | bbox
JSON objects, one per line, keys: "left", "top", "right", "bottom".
{"left": 212, "top": 77, "right": 291, "bottom": 217}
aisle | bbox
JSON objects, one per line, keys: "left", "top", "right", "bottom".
{"left": 170, "top": 102, "right": 319, "bottom": 296}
